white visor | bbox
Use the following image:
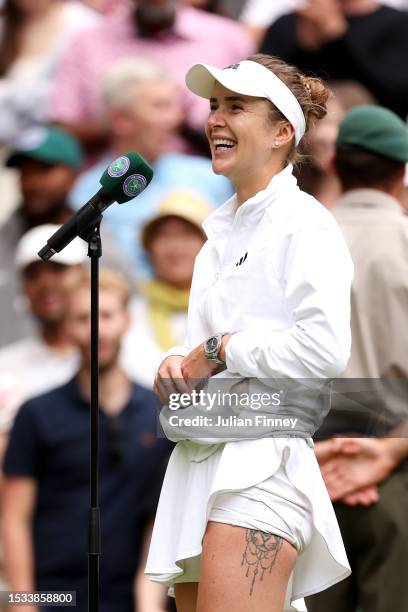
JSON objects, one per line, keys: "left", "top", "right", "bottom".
{"left": 186, "top": 60, "right": 306, "bottom": 145}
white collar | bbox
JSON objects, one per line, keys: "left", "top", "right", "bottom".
{"left": 203, "top": 165, "right": 297, "bottom": 243}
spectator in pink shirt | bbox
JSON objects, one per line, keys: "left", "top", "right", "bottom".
{"left": 50, "top": 0, "right": 254, "bottom": 155}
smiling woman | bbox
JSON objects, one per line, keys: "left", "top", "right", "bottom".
{"left": 201, "top": 55, "right": 329, "bottom": 203}
{"left": 145, "top": 53, "right": 354, "bottom": 612}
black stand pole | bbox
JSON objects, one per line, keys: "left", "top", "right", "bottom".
{"left": 84, "top": 223, "right": 102, "bottom": 612}
{"left": 38, "top": 213, "right": 105, "bottom": 610}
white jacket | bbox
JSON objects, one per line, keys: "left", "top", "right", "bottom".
{"left": 161, "top": 165, "right": 353, "bottom": 440}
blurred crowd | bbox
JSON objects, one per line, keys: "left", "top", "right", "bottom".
{"left": 0, "top": 1, "right": 408, "bottom": 611}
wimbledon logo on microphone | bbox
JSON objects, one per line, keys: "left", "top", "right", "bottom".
{"left": 108, "top": 156, "right": 130, "bottom": 177}
{"left": 123, "top": 174, "right": 147, "bottom": 197}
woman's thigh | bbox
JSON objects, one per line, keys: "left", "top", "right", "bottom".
{"left": 196, "top": 521, "right": 297, "bottom": 612}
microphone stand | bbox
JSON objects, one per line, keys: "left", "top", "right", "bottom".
{"left": 39, "top": 214, "right": 104, "bottom": 611}
{"left": 85, "top": 222, "right": 102, "bottom": 612}
{"left": 37, "top": 151, "right": 154, "bottom": 612}
{"left": 60, "top": 217, "right": 102, "bottom": 612}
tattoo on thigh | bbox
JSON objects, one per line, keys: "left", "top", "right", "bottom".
{"left": 241, "top": 529, "right": 283, "bottom": 596}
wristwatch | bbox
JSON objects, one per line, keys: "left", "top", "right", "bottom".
{"left": 204, "top": 333, "right": 226, "bottom": 365}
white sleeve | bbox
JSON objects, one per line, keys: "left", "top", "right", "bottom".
{"left": 225, "top": 225, "right": 354, "bottom": 380}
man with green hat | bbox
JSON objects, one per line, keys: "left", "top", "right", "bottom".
{"left": 0, "top": 125, "right": 130, "bottom": 347}
{"left": 5, "top": 125, "right": 84, "bottom": 170}
{"left": 0, "top": 126, "right": 84, "bottom": 347}
{"left": 336, "top": 104, "right": 408, "bottom": 165}
{"left": 307, "top": 105, "right": 408, "bottom": 612}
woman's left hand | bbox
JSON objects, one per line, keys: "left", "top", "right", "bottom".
{"left": 181, "top": 343, "right": 219, "bottom": 387}
{"left": 181, "top": 335, "right": 231, "bottom": 388}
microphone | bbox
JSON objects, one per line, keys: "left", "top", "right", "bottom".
{"left": 38, "top": 152, "right": 154, "bottom": 261}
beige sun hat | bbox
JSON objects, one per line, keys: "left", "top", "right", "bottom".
{"left": 142, "top": 190, "right": 213, "bottom": 248}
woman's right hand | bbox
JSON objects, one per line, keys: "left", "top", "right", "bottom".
{"left": 153, "top": 355, "right": 191, "bottom": 405}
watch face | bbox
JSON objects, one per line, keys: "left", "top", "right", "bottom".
{"left": 206, "top": 336, "right": 219, "bottom": 352}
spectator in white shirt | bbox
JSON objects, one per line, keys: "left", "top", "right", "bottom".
{"left": 0, "top": 225, "right": 86, "bottom": 441}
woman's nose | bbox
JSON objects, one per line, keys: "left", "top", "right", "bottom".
{"left": 207, "top": 107, "right": 226, "bottom": 128}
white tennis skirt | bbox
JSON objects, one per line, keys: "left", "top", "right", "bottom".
{"left": 145, "top": 437, "right": 351, "bottom": 608}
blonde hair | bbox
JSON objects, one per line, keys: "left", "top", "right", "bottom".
{"left": 248, "top": 53, "right": 331, "bottom": 164}
{"left": 66, "top": 267, "right": 131, "bottom": 308}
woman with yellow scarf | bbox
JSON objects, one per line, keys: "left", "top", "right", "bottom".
{"left": 121, "top": 191, "right": 212, "bottom": 387}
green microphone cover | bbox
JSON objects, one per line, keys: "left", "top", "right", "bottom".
{"left": 99, "top": 152, "right": 154, "bottom": 204}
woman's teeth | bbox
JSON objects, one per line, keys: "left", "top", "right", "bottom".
{"left": 213, "top": 138, "right": 236, "bottom": 150}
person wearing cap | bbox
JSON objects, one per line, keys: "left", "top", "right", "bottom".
{"left": 0, "top": 126, "right": 84, "bottom": 349}
{"left": 0, "top": 125, "right": 133, "bottom": 347}
{"left": 144, "top": 54, "right": 354, "bottom": 611}
{"left": 0, "top": 225, "right": 87, "bottom": 444}
{"left": 120, "top": 190, "right": 212, "bottom": 387}
{"left": 306, "top": 106, "right": 408, "bottom": 612}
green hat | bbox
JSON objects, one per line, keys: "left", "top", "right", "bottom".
{"left": 336, "top": 105, "right": 408, "bottom": 163}
{"left": 6, "top": 126, "right": 84, "bottom": 169}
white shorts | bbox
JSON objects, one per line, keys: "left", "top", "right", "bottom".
{"left": 209, "top": 457, "right": 313, "bottom": 554}
{"left": 173, "top": 459, "right": 312, "bottom": 610}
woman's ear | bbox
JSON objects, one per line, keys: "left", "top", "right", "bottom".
{"left": 273, "top": 122, "right": 295, "bottom": 148}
